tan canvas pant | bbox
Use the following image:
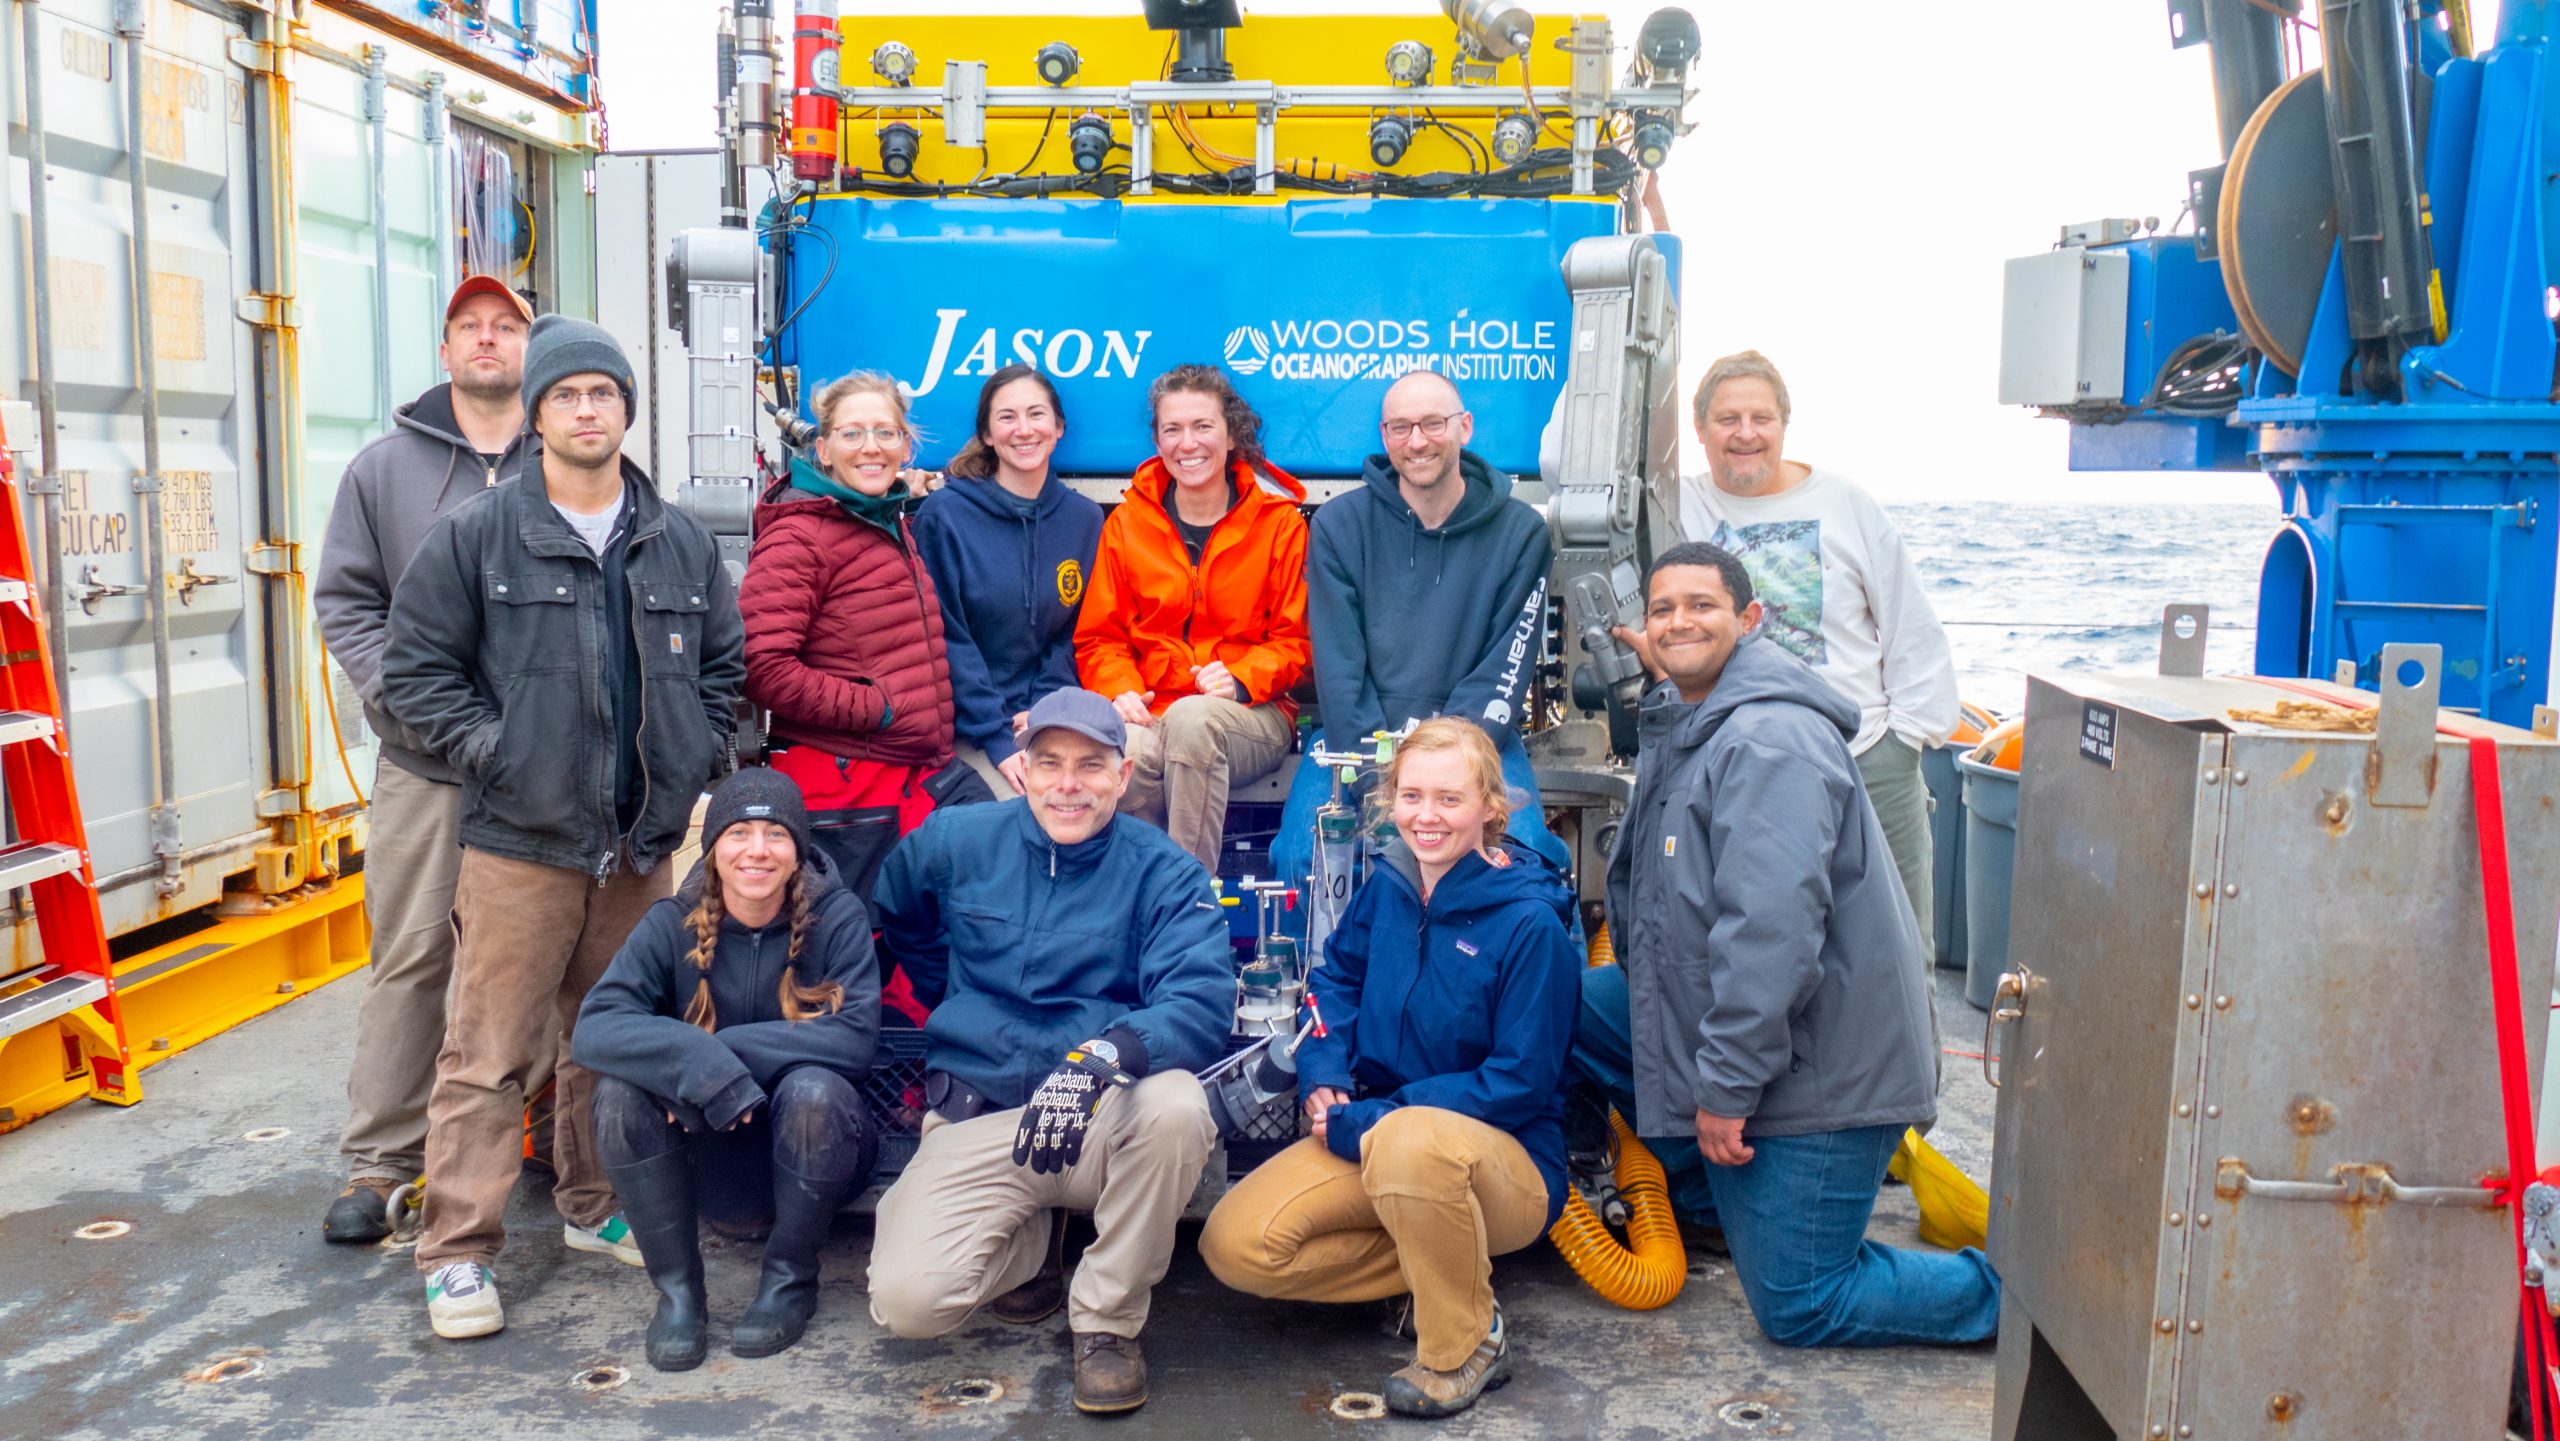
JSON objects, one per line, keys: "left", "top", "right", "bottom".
{"left": 415, "top": 848, "right": 669, "bottom": 1271}
{"left": 1120, "top": 696, "right": 1295, "bottom": 870}
{"left": 1199, "top": 1107, "right": 1550, "bottom": 1370}
{"left": 339, "top": 761, "right": 556, "bottom": 1184}
{"left": 868, "top": 1070, "right": 1216, "bottom": 1339}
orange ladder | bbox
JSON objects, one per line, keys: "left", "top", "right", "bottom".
{"left": 0, "top": 411, "right": 134, "bottom": 1107}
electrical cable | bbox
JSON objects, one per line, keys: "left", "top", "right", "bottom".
{"left": 2144, "top": 329, "right": 2255, "bottom": 416}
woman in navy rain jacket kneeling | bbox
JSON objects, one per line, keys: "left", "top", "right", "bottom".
{"left": 571, "top": 768, "right": 881, "bottom": 1371}
{"left": 1200, "top": 717, "right": 1581, "bottom": 1421}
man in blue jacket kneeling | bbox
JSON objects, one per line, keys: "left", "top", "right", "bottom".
{"left": 867, "top": 688, "right": 1232, "bottom": 1416}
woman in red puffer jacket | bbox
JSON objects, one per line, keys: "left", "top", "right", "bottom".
{"left": 740, "top": 372, "right": 994, "bottom": 930}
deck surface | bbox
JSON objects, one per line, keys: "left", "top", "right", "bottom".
{"left": 0, "top": 968, "right": 1999, "bottom": 1439}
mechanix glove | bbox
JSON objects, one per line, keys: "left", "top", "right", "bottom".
{"left": 1011, "top": 1033, "right": 1144, "bottom": 1175}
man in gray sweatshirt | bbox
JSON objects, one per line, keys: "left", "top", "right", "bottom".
{"left": 1572, "top": 540, "right": 1997, "bottom": 1348}
{"left": 312, "top": 275, "right": 533, "bottom": 1243}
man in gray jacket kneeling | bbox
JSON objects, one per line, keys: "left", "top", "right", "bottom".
{"left": 1572, "top": 540, "right": 1998, "bottom": 1348}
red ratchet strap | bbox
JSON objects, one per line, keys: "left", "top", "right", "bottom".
{"left": 2250, "top": 677, "right": 2557, "bottom": 1435}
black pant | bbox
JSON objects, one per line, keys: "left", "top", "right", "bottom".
{"left": 592, "top": 1067, "right": 878, "bottom": 1229}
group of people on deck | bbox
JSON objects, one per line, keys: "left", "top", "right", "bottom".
{"left": 307, "top": 274, "right": 1997, "bottom": 1421}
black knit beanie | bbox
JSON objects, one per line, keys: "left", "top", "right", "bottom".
{"left": 701, "top": 767, "right": 812, "bottom": 859}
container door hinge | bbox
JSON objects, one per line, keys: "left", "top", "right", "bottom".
{"left": 243, "top": 542, "right": 298, "bottom": 577}
{"left": 226, "top": 36, "right": 288, "bottom": 78}
{"left": 256, "top": 787, "right": 305, "bottom": 820}
{"left": 235, "top": 293, "right": 299, "bottom": 330}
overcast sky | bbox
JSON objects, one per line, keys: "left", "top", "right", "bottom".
{"left": 595, "top": 1, "right": 2469, "bottom": 503}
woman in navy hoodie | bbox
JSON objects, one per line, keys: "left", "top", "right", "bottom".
{"left": 1200, "top": 718, "right": 1581, "bottom": 1421}
{"left": 912, "top": 365, "right": 1104, "bottom": 797}
{"left": 572, "top": 769, "right": 881, "bottom": 1371}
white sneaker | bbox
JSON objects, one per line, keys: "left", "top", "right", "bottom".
{"left": 425, "top": 1262, "right": 504, "bottom": 1339}
{"left": 563, "top": 1213, "right": 643, "bottom": 1267}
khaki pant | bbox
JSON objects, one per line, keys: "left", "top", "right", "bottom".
{"left": 953, "top": 741, "right": 1018, "bottom": 799}
{"left": 340, "top": 761, "right": 537, "bottom": 1184}
{"left": 868, "top": 1071, "right": 1216, "bottom": 1339}
{"left": 1120, "top": 696, "right": 1295, "bottom": 870}
{"left": 415, "top": 848, "right": 669, "bottom": 1271}
{"left": 1199, "top": 1108, "right": 1549, "bottom": 1370}
{"left": 1856, "top": 733, "right": 1934, "bottom": 972}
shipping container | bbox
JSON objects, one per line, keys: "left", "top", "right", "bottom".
{"left": 0, "top": 0, "right": 599, "bottom": 1127}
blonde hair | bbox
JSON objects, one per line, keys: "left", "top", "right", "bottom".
{"left": 680, "top": 866, "right": 843, "bottom": 1032}
{"left": 1693, "top": 349, "right": 1792, "bottom": 429}
{"left": 1368, "top": 717, "right": 1511, "bottom": 847}
{"left": 811, "top": 370, "right": 921, "bottom": 454}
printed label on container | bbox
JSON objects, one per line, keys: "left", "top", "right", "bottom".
{"left": 2079, "top": 702, "right": 2117, "bottom": 768}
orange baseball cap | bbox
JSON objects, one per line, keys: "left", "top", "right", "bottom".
{"left": 445, "top": 273, "right": 534, "bottom": 323}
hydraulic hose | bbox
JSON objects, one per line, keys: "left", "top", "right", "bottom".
{"left": 1550, "top": 1108, "right": 1686, "bottom": 1310}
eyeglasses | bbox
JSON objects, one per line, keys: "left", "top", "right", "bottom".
{"left": 832, "top": 425, "right": 909, "bottom": 449}
{"left": 541, "top": 385, "right": 626, "bottom": 413}
{"left": 1382, "top": 413, "right": 1459, "bottom": 442}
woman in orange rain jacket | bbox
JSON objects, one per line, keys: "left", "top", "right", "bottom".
{"left": 1074, "top": 364, "right": 1310, "bottom": 870}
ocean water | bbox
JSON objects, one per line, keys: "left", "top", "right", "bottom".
{"left": 1890, "top": 498, "right": 2284, "bottom": 719}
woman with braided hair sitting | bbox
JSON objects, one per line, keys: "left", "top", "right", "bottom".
{"left": 572, "top": 768, "right": 882, "bottom": 1370}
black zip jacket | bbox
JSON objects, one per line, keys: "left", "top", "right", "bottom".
{"left": 380, "top": 456, "right": 744, "bottom": 877}
{"left": 571, "top": 847, "right": 881, "bottom": 1131}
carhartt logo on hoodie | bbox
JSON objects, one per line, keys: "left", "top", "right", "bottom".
{"left": 1663, "top": 835, "right": 1677, "bottom": 857}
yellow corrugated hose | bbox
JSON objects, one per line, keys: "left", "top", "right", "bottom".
{"left": 1550, "top": 1108, "right": 1687, "bottom": 1309}
{"left": 1553, "top": 925, "right": 1688, "bottom": 1309}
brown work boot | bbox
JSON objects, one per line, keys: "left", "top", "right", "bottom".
{"left": 1384, "top": 1306, "right": 1513, "bottom": 1419}
{"left": 989, "top": 1211, "right": 1067, "bottom": 1324}
{"left": 1071, "top": 1331, "right": 1148, "bottom": 1414}
{"left": 322, "top": 1177, "right": 401, "bottom": 1244}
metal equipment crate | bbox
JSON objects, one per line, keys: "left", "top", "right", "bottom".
{"left": 1985, "top": 637, "right": 2560, "bottom": 1441}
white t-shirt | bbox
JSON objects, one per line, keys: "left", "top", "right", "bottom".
{"left": 1679, "top": 465, "right": 1959, "bottom": 754}
{"left": 553, "top": 495, "right": 623, "bottom": 557}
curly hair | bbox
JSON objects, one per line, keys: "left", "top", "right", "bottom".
{"left": 1147, "top": 363, "right": 1265, "bottom": 472}
{"left": 680, "top": 865, "right": 844, "bottom": 1033}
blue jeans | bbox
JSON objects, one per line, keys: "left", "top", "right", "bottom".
{"left": 1270, "top": 726, "right": 1572, "bottom": 905}
{"left": 1570, "top": 965, "right": 2001, "bottom": 1348}
{"left": 592, "top": 1067, "right": 878, "bottom": 1230}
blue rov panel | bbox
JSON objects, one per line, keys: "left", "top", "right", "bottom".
{"left": 777, "top": 197, "right": 1654, "bottom": 479}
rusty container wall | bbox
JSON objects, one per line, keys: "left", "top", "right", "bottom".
{"left": 1989, "top": 668, "right": 2560, "bottom": 1441}
{"left": 2, "top": 0, "right": 598, "bottom": 950}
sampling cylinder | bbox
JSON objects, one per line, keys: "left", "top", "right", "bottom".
{"left": 1306, "top": 804, "right": 1359, "bottom": 965}
{"left": 789, "top": 0, "right": 840, "bottom": 183}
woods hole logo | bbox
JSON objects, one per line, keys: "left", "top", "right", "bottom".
{"left": 1223, "top": 325, "right": 1272, "bottom": 377}
{"left": 1056, "top": 559, "right": 1085, "bottom": 606}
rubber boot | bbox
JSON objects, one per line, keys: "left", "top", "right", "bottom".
{"left": 601, "top": 1148, "right": 708, "bottom": 1372}
{"left": 731, "top": 1161, "right": 852, "bottom": 1358}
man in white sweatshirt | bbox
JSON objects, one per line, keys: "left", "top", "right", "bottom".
{"left": 1662, "top": 350, "right": 1958, "bottom": 970}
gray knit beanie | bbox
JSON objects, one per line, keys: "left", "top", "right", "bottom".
{"left": 521, "top": 313, "right": 636, "bottom": 414}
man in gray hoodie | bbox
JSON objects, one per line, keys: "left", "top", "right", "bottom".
{"left": 312, "top": 275, "right": 534, "bottom": 1243}
{"left": 1573, "top": 540, "right": 1997, "bottom": 1348}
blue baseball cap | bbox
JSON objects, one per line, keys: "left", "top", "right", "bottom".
{"left": 1021, "top": 688, "right": 1127, "bottom": 755}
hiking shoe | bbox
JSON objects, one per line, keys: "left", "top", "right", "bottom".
{"left": 322, "top": 1178, "right": 399, "bottom": 1244}
{"left": 1071, "top": 1331, "right": 1148, "bottom": 1414}
{"left": 564, "top": 1214, "right": 644, "bottom": 1267}
{"left": 1385, "top": 1306, "right": 1513, "bottom": 1419}
{"left": 989, "top": 1211, "right": 1067, "bottom": 1325}
{"left": 425, "top": 1262, "right": 504, "bottom": 1339}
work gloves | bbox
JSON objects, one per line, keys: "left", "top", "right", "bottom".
{"left": 1011, "top": 1029, "right": 1148, "bottom": 1174}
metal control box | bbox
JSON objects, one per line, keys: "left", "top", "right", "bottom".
{"left": 1998, "top": 246, "right": 2130, "bottom": 408}
{"left": 1987, "top": 640, "right": 2560, "bottom": 1441}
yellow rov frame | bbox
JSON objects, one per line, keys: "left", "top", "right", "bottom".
{"left": 820, "top": 11, "right": 1652, "bottom": 198}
